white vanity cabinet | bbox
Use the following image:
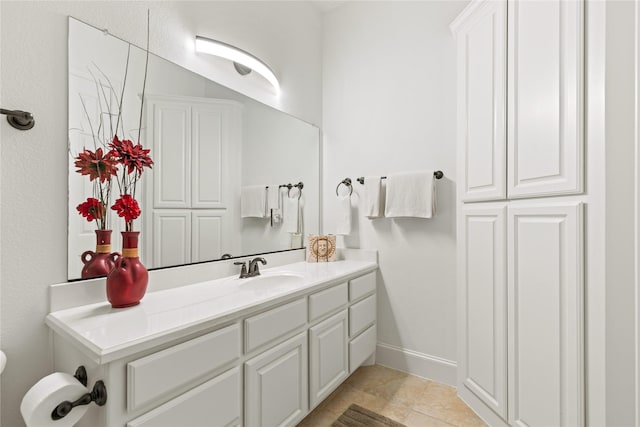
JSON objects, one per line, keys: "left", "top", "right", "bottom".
{"left": 47, "top": 261, "right": 378, "bottom": 427}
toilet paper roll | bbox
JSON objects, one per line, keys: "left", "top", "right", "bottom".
{"left": 21, "top": 372, "right": 89, "bottom": 427}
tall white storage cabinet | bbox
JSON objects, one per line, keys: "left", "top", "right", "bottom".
{"left": 145, "top": 95, "right": 241, "bottom": 268}
{"left": 452, "top": 1, "right": 585, "bottom": 426}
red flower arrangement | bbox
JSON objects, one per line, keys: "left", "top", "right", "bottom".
{"left": 74, "top": 147, "right": 117, "bottom": 230}
{"left": 73, "top": 19, "right": 152, "bottom": 233}
{"left": 109, "top": 135, "right": 153, "bottom": 231}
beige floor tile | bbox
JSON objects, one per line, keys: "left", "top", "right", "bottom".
{"left": 404, "top": 410, "right": 456, "bottom": 427}
{"left": 297, "top": 409, "right": 339, "bottom": 427}
{"left": 297, "top": 365, "right": 486, "bottom": 427}
{"left": 412, "top": 382, "right": 487, "bottom": 426}
{"left": 322, "top": 383, "right": 412, "bottom": 423}
{"left": 345, "top": 364, "right": 409, "bottom": 392}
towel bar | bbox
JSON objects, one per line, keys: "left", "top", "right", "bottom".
{"left": 356, "top": 171, "right": 443, "bottom": 185}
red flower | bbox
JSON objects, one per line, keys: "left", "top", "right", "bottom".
{"left": 74, "top": 148, "right": 118, "bottom": 183}
{"left": 111, "top": 195, "right": 141, "bottom": 222}
{"left": 110, "top": 136, "right": 153, "bottom": 176}
{"left": 77, "top": 198, "right": 104, "bottom": 222}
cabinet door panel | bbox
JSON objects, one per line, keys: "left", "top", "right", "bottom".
{"left": 127, "top": 367, "right": 241, "bottom": 427}
{"left": 508, "top": 203, "right": 583, "bottom": 427}
{"left": 508, "top": 0, "right": 583, "bottom": 198}
{"left": 191, "top": 210, "right": 228, "bottom": 263}
{"left": 309, "top": 310, "right": 348, "bottom": 408}
{"left": 192, "top": 105, "right": 224, "bottom": 209}
{"left": 153, "top": 211, "right": 191, "bottom": 268}
{"left": 460, "top": 203, "right": 507, "bottom": 419}
{"left": 457, "top": 1, "right": 507, "bottom": 202}
{"left": 245, "top": 332, "right": 308, "bottom": 427}
{"left": 151, "top": 101, "right": 191, "bottom": 208}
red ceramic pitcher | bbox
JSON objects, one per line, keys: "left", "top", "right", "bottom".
{"left": 81, "top": 230, "right": 117, "bottom": 279}
{"left": 106, "top": 231, "right": 148, "bottom": 308}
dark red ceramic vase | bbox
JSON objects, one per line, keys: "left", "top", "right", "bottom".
{"left": 106, "top": 231, "right": 148, "bottom": 308}
{"left": 81, "top": 230, "right": 117, "bottom": 279}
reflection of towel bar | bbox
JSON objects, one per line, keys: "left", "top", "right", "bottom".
{"left": 356, "top": 171, "right": 443, "bottom": 185}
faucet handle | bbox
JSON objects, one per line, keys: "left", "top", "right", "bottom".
{"left": 234, "top": 261, "right": 248, "bottom": 278}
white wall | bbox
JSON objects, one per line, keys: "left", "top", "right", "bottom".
{"left": 605, "top": 1, "right": 638, "bottom": 425}
{"left": 0, "top": 2, "right": 322, "bottom": 425}
{"left": 240, "top": 103, "right": 320, "bottom": 254}
{"left": 322, "top": 1, "right": 466, "bottom": 383}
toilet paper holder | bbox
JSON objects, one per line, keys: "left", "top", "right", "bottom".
{"left": 51, "top": 366, "right": 107, "bottom": 421}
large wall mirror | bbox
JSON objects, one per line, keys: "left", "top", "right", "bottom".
{"left": 68, "top": 18, "right": 320, "bottom": 280}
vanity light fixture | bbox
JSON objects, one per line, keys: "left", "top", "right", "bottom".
{"left": 195, "top": 36, "right": 280, "bottom": 94}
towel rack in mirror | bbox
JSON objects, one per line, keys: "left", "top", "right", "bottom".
{"left": 356, "top": 171, "right": 443, "bottom": 185}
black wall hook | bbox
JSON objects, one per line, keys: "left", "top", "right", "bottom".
{"left": 0, "top": 108, "right": 35, "bottom": 130}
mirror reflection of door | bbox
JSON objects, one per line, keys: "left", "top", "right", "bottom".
{"left": 144, "top": 95, "right": 241, "bottom": 269}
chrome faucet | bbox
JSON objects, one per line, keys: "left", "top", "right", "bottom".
{"left": 248, "top": 257, "right": 267, "bottom": 277}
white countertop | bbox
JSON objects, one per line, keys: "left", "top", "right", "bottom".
{"left": 46, "top": 260, "right": 377, "bottom": 364}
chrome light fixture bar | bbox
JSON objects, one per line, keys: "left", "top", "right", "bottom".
{"left": 195, "top": 36, "right": 280, "bottom": 93}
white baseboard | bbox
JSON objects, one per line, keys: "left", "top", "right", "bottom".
{"left": 375, "top": 342, "right": 457, "bottom": 386}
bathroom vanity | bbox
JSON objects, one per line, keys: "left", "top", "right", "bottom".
{"left": 45, "top": 256, "right": 377, "bottom": 427}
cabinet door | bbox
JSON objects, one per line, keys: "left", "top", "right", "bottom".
{"left": 127, "top": 367, "right": 241, "bottom": 427}
{"left": 191, "top": 210, "right": 230, "bottom": 263}
{"left": 456, "top": 1, "right": 507, "bottom": 202}
{"left": 507, "top": 0, "right": 584, "bottom": 198}
{"left": 459, "top": 203, "right": 508, "bottom": 420}
{"left": 153, "top": 211, "right": 191, "bottom": 268}
{"left": 508, "top": 203, "right": 583, "bottom": 427}
{"left": 245, "top": 332, "right": 308, "bottom": 427}
{"left": 150, "top": 100, "right": 192, "bottom": 208}
{"left": 309, "top": 310, "right": 348, "bottom": 408}
{"left": 191, "top": 104, "right": 239, "bottom": 209}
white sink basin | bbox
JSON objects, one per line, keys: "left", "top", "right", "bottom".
{"left": 236, "top": 272, "right": 305, "bottom": 290}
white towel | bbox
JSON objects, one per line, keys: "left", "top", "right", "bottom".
{"left": 241, "top": 185, "right": 267, "bottom": 218}
{"left": 267, "top": 185, "right": 280, "bottom": 211}
{"left": 364, "top": 176, "right": 384, "bottom": 218}
{"left": 267, "top": 185, "right": 282, "bottom": 225}
{"left": 335, "top": 195, "right": 352, "bottom": 235}
{"left": 384, "top": 171, "right": 436, "bottom": 218}
{"left": 284, "top": 197, "right": 301, "bottom": 233}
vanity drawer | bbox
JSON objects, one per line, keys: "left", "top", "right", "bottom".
{"left": 349, "top": 294, "right": 376, "bottom": 337}
{"left": 245, "top": 298, "right": 307, "bottom": 353}
{"left": 127, "top": 367, "right": 241, "bottom": 427}
{"left": 309, "top": 282, "right": 348, "bottom": 322}
{"left": 349, "top": 324, "right": 377, "bottom": 373}
{"left": 349, "top": 272, "right": 376, "bottom": 301}
{"left": 127, "top": 323, "right": 241, "bottom": 411}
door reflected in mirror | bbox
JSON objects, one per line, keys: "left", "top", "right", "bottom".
{"left": 68, "top": 18, "right": 319, "bottom": 280}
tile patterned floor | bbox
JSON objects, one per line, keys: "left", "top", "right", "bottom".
{"left": 297, "top": 365, "right": 487, "bottom": 427}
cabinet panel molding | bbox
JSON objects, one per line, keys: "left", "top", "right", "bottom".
{"left": 455, "top": 0, "right": 507, "bottom": 202}
{"left": 127, "top": 323, "right": 240, "bottom": 411}
{"left": 507, "top": 203, "right": 584, "bottom": 427}
{"left": 153, "top": 211, "right": 191, "bottom": 268}
{"left": 460, "top": 203, "right": 508, "bottom": 419}
{"left": 309, "top": 310, "right": 348, "bottom": 408}
{"left": 245, "top": 332, "right": 308, "bottom": 427}
{"left": 507, "top": 0, "right": 584, "bottom": 198}
{"left": 127, "top": 367, "right": 241, "bottom": 427}
{"left": 151, "top": 101, "right": 192, "bottom": 208}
